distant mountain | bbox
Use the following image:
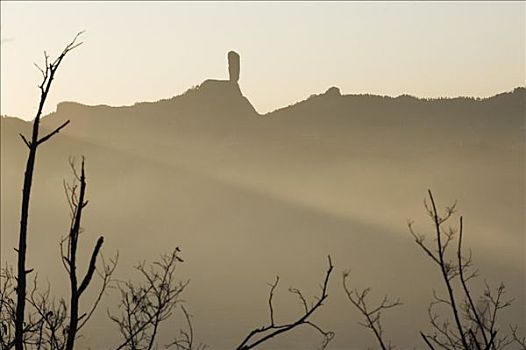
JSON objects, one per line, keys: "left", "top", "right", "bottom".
{"left": 1, "top": 54, "right": 524, "bottom": 349}
{"left": 3, "top": 78, "right": 520, "bottom": 172}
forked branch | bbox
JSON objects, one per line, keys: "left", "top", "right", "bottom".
{"left": 235, "top": 256, "right": 334, "bottom": 350}
{"left": 342, "top": 271, "right": 401, "bottom": 350}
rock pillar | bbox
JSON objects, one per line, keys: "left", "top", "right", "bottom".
{"left": 228, "top": 51, "right": 240, "bottom": 82}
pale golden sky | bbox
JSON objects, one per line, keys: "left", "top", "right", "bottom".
{"left": 1, "top": 1, "right": 525, "bottom": 120}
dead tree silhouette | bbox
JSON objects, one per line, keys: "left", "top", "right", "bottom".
{"left": 5, "top": 32, "right": 116, "bottom": 350}
{"left": 110, "top": 249, "right": 188, "bottom": 350}
{"left": 339, "top": 190, "right": 525, "bottom": 350}
{"left": 61, "top": 158, "right": 117, "bottom": 350}
{"left": 13, "top": 32, "right": 81, "bottom": 350}
{"left": 409, "top": 190, "right": 525, "bottom": 350}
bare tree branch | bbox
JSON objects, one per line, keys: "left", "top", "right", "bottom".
{"left": 167, "top": 306, "right": 207, "bottom": 350}
{"left": 410, "top": 190, "right": 522, "bottom": 350}
{"left": 37, "top": 120, "right": 70, "bottom": 145}
{"left": 19, "top": 134, "right": 31, "bottom": 148}
{"left": 235, "top": 256, "right": 334, "bottom": 350}
{"left": 411, "top": 190, "right": 469, "bottom": 349}
{"left": 510, "top": 325, "right": 526, "bottom": 350}
{"left": 342, "top": 270, "right": 401, "bottom": 350}
{"left": 421, "top": 331, "right": 438, "bottom": 350}
{"left": 77, "top": 236, "right": 104, "bottom": 297}
{"left": 110, "top": 249, "right": 188, "bottom": 350}
{"left": 78, "top": 253, "right": 118, "bottom": 331}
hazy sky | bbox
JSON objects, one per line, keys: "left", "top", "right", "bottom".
{"left": 1, "top": 1, "right": 524, "bottom": 119}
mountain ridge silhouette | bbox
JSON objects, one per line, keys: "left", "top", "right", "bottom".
{"left": 3, "top": 84, "right": 522, "bottom": 122}
{"left": 1, "top": 65, "right": 524, "bottom": 349}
